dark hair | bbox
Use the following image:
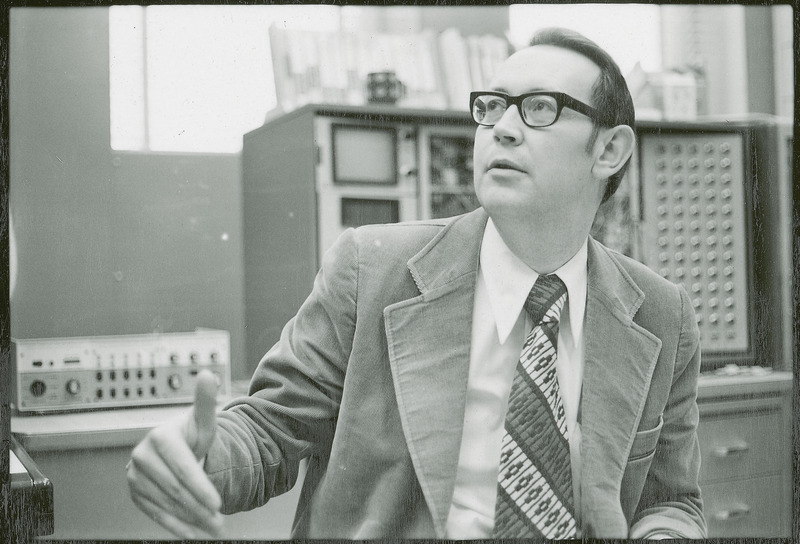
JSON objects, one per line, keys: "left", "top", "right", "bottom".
{"left": 529, "top": 27, "right": 635, "bottom": 203}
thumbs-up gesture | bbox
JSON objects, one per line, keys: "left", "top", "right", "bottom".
{"left": 127, "top": 370, "right": 224, "bottom": 538}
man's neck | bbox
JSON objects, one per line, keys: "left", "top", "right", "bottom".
{"left": 490, "top": 215, "right": 591, "bottom": 274}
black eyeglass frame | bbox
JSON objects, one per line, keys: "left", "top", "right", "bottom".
{"left": 469, "top": 90, "right": 608, "bottom": 128}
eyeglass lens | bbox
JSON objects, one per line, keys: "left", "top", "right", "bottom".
{"left": 472, "top": 94, "right": 559, "bottom": 127}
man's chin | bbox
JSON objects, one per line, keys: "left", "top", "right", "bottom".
{"left": 478, "top": 194, "right": 535, "bottom": 220}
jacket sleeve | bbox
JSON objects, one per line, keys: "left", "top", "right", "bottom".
{"left": 203, "top": 228, "right": 359, "bottom": 514}
{"left": 629, "top": 286, "right": 706, "bottom": 538}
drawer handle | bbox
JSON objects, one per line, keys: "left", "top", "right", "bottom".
{"left": 712, "top": 443, "right": 750, "bottom": 457}
{"left": 714, "top": 505, "right": 751, "bottom": 521}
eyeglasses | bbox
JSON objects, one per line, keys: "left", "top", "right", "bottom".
{"left": 470, "top": 91, "right": 605, "bottom": 128}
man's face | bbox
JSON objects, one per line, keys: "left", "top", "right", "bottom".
{"left": 473, "top": 45, "right": 605, "bottom": 228}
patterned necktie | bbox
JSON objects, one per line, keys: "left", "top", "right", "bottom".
{"left": 494, "top": 274, "right": 576, "bottom": 538}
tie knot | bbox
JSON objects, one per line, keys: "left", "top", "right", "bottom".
{"left": 524, "top": 274, "right": 567, "bottom": 326}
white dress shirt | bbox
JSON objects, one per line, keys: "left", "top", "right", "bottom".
{"left": 445, "top": 218, "right": 588, "bottom": 538}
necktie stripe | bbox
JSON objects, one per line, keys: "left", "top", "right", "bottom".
{"left": 505, "top": 370, "right": 570, "bottom": 455}
{"left": 506, "top": 363, "right": 570, "bottom": 447}
{"left": 503, "top": 426, "right": 573, "bottom": 511}
{"left": 502, "top": 398, "right": 572, "bottom": 508}
{"left": 494, "top": 274, "right": 575, "bottom": 538}
{"left": 524, "top": 278, "right": 566, "bottom": 324}
{"left": 539, "top": 320, "right": 560, "bottom": 351}
{"left": 495, "top": 489, "right": 543, "bottom": 537}
{"left": 516, "top": 328, "right": 569, "bottom": 437}
{"left": 497, "top": 434, "right": 577, "bottom": 537}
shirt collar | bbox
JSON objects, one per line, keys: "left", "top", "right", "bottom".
{"left": 479, "top": 218, "right": 588, "bottom": 344}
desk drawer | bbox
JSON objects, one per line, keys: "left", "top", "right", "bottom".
{"left": 697, "top": 410, "right": 781, "bottom": 482}
{"left": 702, "top": 475, "right": 785, "bottom": 537}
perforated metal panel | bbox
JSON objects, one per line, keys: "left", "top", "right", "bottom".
{"left": 640, "top": 133, "right": 751, "bottom": 353}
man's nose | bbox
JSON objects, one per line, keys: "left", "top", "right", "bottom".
{"left": 492, "top": 105, "right": 524, "bottom": 144}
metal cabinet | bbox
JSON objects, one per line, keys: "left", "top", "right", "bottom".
{"left": 696, "top": 371, "right": 792, "bottom": 537}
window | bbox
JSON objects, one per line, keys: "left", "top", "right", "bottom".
{"left": 508, "top": 4, "right": 662, "bottom": 76}
{"left": 109, "top": 5, "right": 341, "bottom": 153}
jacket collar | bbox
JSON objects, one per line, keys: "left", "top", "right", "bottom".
{"left": 406, "top": 208, "right": 489, "bottom": 295}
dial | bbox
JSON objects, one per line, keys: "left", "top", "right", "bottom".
{"left": 168, "top": 374, "right": 182, "bottom": 391}
{"left": 66, "top": 379, "right": 81, "bottom": 396}
{"left": 30, "top": 380, "right": 47, "bottom": 397}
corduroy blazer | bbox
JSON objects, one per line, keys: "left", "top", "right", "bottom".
{"left": 205, "top": 207, "right": 706, "bottom": 538}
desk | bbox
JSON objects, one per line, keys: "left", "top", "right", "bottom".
{"left": 9, "top": 435, "right": 54, "bottom": 540}
{"left": 13, "top": 372, "right": 794, "bottom": 538}
{"left": 12, "top": 387, "right": 303, "bottom": 540}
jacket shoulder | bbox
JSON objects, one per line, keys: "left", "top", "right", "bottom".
{"left": 592, "top": 243, "right": 701, "bottom": 388}
{"left": 354, "top": 217, "right": 451, "bottom": 244}
{"left": 347, "top": 214, "right": 466, "bottom": 264}
{"left": 594, "top": 242, "right": 691, "bottom": 331}
{"left": 603, "top": 245, "right": 683, "bottom": 299}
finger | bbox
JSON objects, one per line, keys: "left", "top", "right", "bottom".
{"left": 128, "top": 451, "right": 223, "bottom": 535}
{"left": 130, "top": 448, "right": 221, "bottom": 528}
{"left": 191, "top": 369, "right": 219, "bottom": 459}
{"left": 149, "top": 423, "right": 223, "bottom": 513}
{"left": 130, "top": 481, "right": 222, "bottom": 539}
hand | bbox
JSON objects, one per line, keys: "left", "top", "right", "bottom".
{"left": 127, "top": 370, "right": 224, "bottom": 538}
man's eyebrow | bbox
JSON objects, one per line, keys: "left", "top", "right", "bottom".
{"left": 489, "top": 87, "right": 553, "bottom": 95}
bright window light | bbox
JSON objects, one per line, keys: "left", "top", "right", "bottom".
{"left": 508, "top": 4, "right": 662, "bottom": 77}
{"left": 109, "top": 5, "right": 341, "bottom": 153}
{"left": 109, "top": 6, "right": 147, "bottom": 151}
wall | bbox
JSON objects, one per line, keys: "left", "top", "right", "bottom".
{"left": 9, "top": 8, "right": 249, "bottom": 379}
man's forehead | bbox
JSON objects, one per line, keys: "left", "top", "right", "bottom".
{"left": 491, "top": 45, "right": 600, "bottom": 99}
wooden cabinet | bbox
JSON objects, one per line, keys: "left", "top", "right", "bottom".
{"left": 696, "top": 371, "right": 792, "bottom": 537}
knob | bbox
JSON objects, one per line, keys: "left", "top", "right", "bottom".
{"left": 30, "top": 380, "right": 47, "bottom": 397}
{"left": 66, "top": 379, "right": 81, "bottom": 396}
{"left": 168, "top": 374, "right": 182, "bottom": 391}
{"left": 712, "top": 443, "right": 750, "bottom": 457}
{"left": 713, "top": 505, "right": 751, "bottom": 522}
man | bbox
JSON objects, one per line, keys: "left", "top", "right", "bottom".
{"left": 127, "top": 27, "right": 706, "bottom": 539}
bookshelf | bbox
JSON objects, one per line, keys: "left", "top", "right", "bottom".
{"left": 268, "top": 25, "right": 510, "bottom": 115}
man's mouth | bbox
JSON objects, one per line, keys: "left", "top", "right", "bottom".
{"left": 488, "top": 159, "right": 525, "bottom": 172}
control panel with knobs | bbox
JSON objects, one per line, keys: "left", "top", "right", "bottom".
{"left": 11, "top": 329, "right": 230, "bottom": 413}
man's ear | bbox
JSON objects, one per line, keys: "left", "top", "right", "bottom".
{"left": 591, "top": 124, "right": 635, "bottom": 180}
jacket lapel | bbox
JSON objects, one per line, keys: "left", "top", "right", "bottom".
{"left": 383, "top": 209, "right": 488, "bottom": 538}
{"left": 579, "top": 238, "right": 663, "bottom": 534}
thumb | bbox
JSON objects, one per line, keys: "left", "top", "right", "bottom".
{"left": 189, "top": 369, "right": 219, "bottom": 460}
